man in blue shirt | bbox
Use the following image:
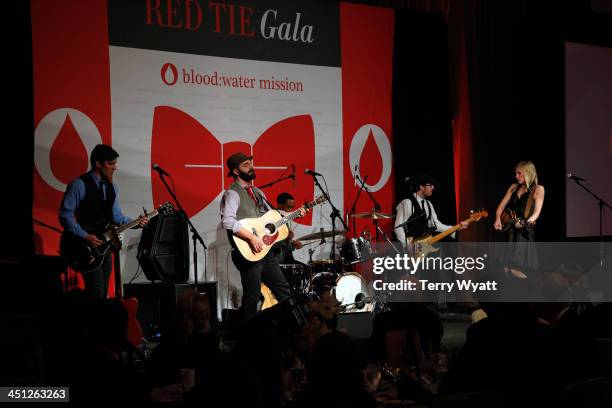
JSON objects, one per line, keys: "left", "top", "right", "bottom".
{"left": 59, "top": 144, "right": 147, "bottom": 299}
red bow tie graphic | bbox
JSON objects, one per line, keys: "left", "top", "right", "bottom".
{"left": 151, "top": 106, "right": 315, "bottom": 224}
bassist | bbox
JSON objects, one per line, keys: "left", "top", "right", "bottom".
{"left": 59, "top": 144, "right": 148, "bottom": 300}
{"left": 394, "top": 173, "right": 467, "bottom": 247}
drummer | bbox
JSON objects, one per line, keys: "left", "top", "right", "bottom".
{"left": 276, "top": 192, "right": 304, "bottom": 263}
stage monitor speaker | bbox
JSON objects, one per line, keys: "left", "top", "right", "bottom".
{"left": 137, "top": 210, "right": 189, "bottom": 282}
{"left": 337, "top": 311, "right": 373, "bottom": 339}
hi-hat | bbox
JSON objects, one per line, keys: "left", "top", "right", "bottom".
{"left": 351, "top": 211, "right": 394, "bottom": 219}
{"left": 296, "top": 230, "right": 347, "bottom": 241}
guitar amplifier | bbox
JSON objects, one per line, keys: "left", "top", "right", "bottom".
{"left": 137, "top": 211, "right": 189, "bottom": 282}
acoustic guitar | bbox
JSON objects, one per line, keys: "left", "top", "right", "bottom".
{"left": 231, "top": 195, "right": 328, "bottom": 262}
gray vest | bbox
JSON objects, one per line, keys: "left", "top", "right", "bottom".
{"left": 229, "top": 181, "right": 267, "bottom": 220}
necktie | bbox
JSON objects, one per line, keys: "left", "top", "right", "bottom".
{"left": 99, "top": 180, "right": 109, "bottom": 201}
{"left": 245, "top": 185, "right": 258, "bottom": 205}
{"left": 421, "top": 200, "right": 427, "bottom": 217}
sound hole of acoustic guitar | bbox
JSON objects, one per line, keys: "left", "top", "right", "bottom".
{"left": 264, "top": 223, "right": 276, "bottom": 235}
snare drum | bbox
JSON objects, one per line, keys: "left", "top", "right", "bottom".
{"left": 334, "top": 272, "right": 372, "bottom": 311}
{"left": 340, "top": 237, "right": 372, "bottom": 265}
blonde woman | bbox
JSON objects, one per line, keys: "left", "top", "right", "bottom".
{"left": 494, "top": 161, "right": 545, "bottom": 270}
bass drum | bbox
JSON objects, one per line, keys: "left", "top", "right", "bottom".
{"left": 333, "top": 272, "right": 372, "bottom": 312}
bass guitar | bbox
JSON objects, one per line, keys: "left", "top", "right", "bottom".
{"left": 410, "top": 210, "right": 488, "bottom": 258}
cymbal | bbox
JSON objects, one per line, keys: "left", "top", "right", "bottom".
{"left": 350, "top": 211, "right": 395, "bottom": 219}
{"left": 296, "top": 230, "right": 347, "bottom": 241}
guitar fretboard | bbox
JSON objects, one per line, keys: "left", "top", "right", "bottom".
{"left": 101, "top": 209, "right": 161, "bottom": 241}
{"left": 118, "top": 209, "right": 159, "bottom": 233}
{"left": 274, "top": 197, "right": 325, "bottom": 228}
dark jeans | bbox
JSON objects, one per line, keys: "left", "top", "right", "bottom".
{"left": 81, "top": 254, "right": 112, "bottom": 300}
{"left": 232, "top": 248, "right": 291, "bottom": 320}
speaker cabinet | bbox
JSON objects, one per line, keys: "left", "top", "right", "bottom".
{"left": 337, "top": 311, "right": 373, "bottom": 339}
{"left": 137, "top": 211, "right": 189, "bottom": 282}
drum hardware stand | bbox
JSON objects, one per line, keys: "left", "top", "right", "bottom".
{"left": 376, "top": 224, "right": 402, "bottom": 254}
{"left": 308, "top": 247, "right": 316, "bottom": 264}
{"left": 339, "top": 295, "right": 373, "bottom": 312}
{"left": 349, "top": 174, "right": 369, "bottom": 237}
{"left": 306, "top": 171, "right": 349, "bottom": 261}
{"left": 355, "top": 173, "right": 383, "bottom": 242}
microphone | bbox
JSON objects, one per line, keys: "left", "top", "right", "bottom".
{"left": 291, "top": 164, "right": 296, "bottom": 187}
{"left": 354, "top": 164, "right": 359, "bottom": 186}
{"left": 404, "top": 176, "right": 411, "bottom": 183}
{"left": 304, "top": 168, "right": 322, "bottom": 177}
{"left": 567, "top": 173, "right": 585, "bottom": 182}
{"left": 152, "top": 163, "right": 170, "bottom": 177}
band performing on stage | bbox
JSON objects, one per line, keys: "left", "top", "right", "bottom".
{"left": 19, "top": 1, "right": 612, "bottom": 405}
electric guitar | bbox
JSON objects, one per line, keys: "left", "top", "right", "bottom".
{"left": 231, "top": 195, "right": 328, "bottom": 262}
{"left": 410, "top": 210, "right": 488, "bottom": 258}
{"left": 60, "top": 202, "right": 174, "bottom": 273}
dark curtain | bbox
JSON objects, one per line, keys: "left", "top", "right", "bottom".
{"left": 393, "top": 0, "right": 612, "bottom": 242}
{"left": 448, "top": 0, "right": 612, "bottom": 241}
{"left": 392, "top": 10, "right": 458, "bottom": 228}
{"left": 4, "top": 1, "right": 34, "bottom": 259}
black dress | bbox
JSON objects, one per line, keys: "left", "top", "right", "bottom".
{"left": 502, "top": 188, "right": 539, "bottom": 270}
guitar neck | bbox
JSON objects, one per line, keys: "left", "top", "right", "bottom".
{"left": 276, "top": 199, "right": 322, "bottom": 227}
{"left": 282, "top": 208, "right": 305, "bottom": 224}
{"left": 116, "top": 209, "right": 159, "bottom": 233}
{"left": 427, "top": 222, "right": 465, "bottom": 244}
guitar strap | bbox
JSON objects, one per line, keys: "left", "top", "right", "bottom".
{"left": 252, "top": 187, "right": 277, "bottom": 212}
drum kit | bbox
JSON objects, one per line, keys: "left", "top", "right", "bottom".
{"left": 280, "top": 210, "right": 395, "bottom": 312}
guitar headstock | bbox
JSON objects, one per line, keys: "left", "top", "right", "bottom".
{"left": 157, "top": 202, "right": 175, "bottom": 216}
{"left": 468, "top": 209, "right": 488, "bottom": 222}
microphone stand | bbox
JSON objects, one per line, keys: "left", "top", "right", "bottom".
{"left": 569, "top": 177, "right": 612, "bottom": 269}
{"left": 308, "top": 173, "right": 349, "bottom": 261}
{"left": 156, "top": 171, "right": 208, "bottom": 289}
{"left": 33, "top": 218, "right": 63, "bottom": 234}
{"left": 33, "top": 218, "right": 69, "bottom": 291}
{"left": 258, "top": 174, "right": 295, "bottom": 189}
{"left": 349, "top": 175, "right": 368, "bottom": 237}
{"left": 393, "top": 212, "right": 426, "bottom": 232}
{"left": 355, "top": 174, "right": 382, "bottom": 242}
{"left": 393, "top": 212, "right": 427, "bottom": 249}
